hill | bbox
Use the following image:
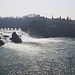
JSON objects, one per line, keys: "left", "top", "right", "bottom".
{"left": 0, "top": 14, "right": 75, "bottom": 38}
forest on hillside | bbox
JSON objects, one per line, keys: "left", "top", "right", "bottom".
{"left": 0, "top": 14, "right": 75, "bottom": 38}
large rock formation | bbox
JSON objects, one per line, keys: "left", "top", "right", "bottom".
{"left": 0, "top": 40, "right": 5, "bottom": 46}
{"left": 10, "top": 32, "right": 22, "bottom": 43}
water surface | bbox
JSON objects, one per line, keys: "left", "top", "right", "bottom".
{"left": 0, "top": 30, "right": 75, "bottom": 75}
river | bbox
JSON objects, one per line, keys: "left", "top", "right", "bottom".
{"left": 0, "top": 30, "right": 75, "bottom": 75}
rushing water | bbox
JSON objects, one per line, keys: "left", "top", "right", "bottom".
{"left": 0, "top": 30, "right": 75, "bottom": 75}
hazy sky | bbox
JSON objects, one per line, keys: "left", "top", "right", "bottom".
{"left": 0, "top": 0, "right": 75, "bottom": 19}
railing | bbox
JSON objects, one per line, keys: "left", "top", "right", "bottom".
{"left": 0, "top": 28, "right": 21, "bottom": 31}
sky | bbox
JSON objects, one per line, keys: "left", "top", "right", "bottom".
{"left": 0, "top": 0, "right": 75, "bottom": 19}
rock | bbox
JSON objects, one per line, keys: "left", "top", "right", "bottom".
{"left": 3, "top": 35, "right": 9, "bottom": 38}
{"left": 10, "top": 32, "right": 22, "bottom": 43}
{"left": 0, "top": 40, "right": 5, "bottom": 46}
{"left": 3, "top": 35, "right": 9, "bottom": 40}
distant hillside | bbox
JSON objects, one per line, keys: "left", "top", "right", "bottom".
{"left": 0, "top": 14, "right": 75, "bottom": 38}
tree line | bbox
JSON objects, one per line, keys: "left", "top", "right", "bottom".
{"left": 0, "top": 14, "right": 75, "bottom": 38}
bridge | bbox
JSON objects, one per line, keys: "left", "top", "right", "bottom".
{"left": 0, "top": 28, "right": 21, "bottom": 31}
